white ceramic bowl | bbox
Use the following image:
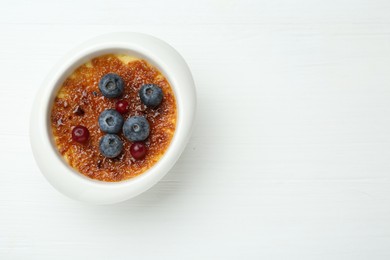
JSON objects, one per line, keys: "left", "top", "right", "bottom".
{"left": 30, "top": 32, "right": 196, "bottom": 204}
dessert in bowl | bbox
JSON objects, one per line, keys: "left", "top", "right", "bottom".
{"left": 51, "top": 54, "right": 177, "bottom": 182}
{"left": 30, "top": 33, "right": 196, "bottom": 204}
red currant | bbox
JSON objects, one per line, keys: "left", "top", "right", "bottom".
{"left": 115, "top": 100, "right": 129, "bottom": 114}
{"left": 72, "top": 125, "right": 90, "bottom": 143}
{"left": 130, "top": 142, "right": 147, "bottom": 160}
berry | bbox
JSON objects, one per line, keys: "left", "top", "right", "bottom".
{"left": 139, "top": 84, "right": 163, "bottom": 108}
{"left": 130, "top": 142, "right": 147, "bottom": 160}
{"left": 123, "top": 116, "right": 150, "bottom": 141}
{"left": 98, "top": 73, "right": 124, "bottom": 98}
{"left": 115, "top": 100, "right": 129, "bottom": 114}
{"left": 72, "top": 125, "right": 89, "bottom": 143}
{"left": 98, "top": 109, "right": 124, "bottom": 134}
{"left": 99, "top": 134, "right": 123, "bottom": 158}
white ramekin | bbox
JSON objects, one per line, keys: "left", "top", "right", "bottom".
{"left": 30, "top": 32, "right": 196, "bottom": 204}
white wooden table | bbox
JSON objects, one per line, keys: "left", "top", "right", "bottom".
{"left": 2, "top": 0, "right": 390, "bottom": 259}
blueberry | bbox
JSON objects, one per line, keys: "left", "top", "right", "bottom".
{"left": 99, "top": 73, "right": 124, "bottom": 98}
{"left": 139, "top": 84, "right": 163, "bottom": 108}
{"left": 123, "top": 116, "right": 150, "bottom": 141}
{"left": 99, "top": 134, "right": 123, "bottom": 158}
{"left": 98, "top": 109, "right": 124, "bottom": 134}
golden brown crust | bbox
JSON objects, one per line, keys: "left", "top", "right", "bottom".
{"left": 50, "top": 54, "right": 177, "bottom": 182}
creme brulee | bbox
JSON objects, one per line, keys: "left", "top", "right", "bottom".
{"left": 50, "top": 54, "right": 177, "bottom": 182}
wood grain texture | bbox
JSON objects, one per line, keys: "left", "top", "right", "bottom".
{"left": 1, "top": 0, "right": 390, "bottom": 259}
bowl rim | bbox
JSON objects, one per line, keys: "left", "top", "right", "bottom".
{"left": 30, "top": 32, "right": 196, "bottom": 204}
